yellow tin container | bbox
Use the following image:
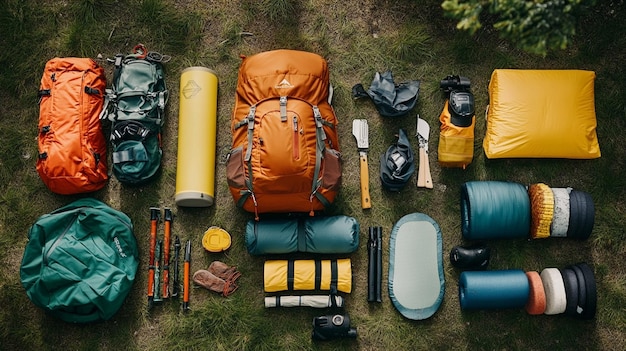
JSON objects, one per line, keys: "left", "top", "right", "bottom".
{"left": 202, "top": 226, "right": 231, "bottom": 252}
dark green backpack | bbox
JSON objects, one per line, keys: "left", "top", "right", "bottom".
{"left": 101, "top": 44, "right": 169, "bottom": 184}
{"left": 20, "top": 198, "right": 138, "bottom": 323}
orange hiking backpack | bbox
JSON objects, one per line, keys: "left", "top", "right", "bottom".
{"left": 36, "top": 58, "right": 108, "bottom": 194}
{"left": 226, "top": 50, "right": 342, "bottom": 218}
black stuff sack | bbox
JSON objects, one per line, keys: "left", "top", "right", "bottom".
{"left": 380, "top": 129, "right": 415, "bottom": 191}
{"left": 352, "top": 71, "right": 420, "bottom": 117}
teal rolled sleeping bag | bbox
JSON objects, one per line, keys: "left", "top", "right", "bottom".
{"left": 245, "top": 215, "right": 359, "bottom": 255}
{"left": 461, "top": 181, "right": 531, "bottom": 240}
{"left": 459, "top": 269, "right": 529, "bottom": 310}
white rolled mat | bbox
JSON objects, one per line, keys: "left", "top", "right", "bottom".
{"left": 550, "top": 188, "right": 571, "bottom": 237}
{"left": 541, "top": 268, "right": 568, "bottom": 315}
{"left": 264, "top": 295, "right": 344, "bottom": 308}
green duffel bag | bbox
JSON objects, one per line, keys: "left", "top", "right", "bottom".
{"left": 245, "top": 215, "right": 359, "bottom": 255}
{"left": 20, "top": 198, "right": 138, "bottom": 323}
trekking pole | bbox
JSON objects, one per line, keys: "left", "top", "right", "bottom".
{"left": 375, "top": 226, "right": 383, "bottom": 302}
{"left": 153, "top": 239, "right": 163, "bottom": 303}
{"left": 183, "top": 240, "right": 191, "bottom": 312}
{"left": 147, "top": 207, "right": 160, "bottom": 309}
{"left": 162, "top": 208, "right": 173, "bottom": 299}
{"left": 367, "top": 226, "right": 377, "bottom": 302}
{"left": 171, "top": 235, "right": 181, "bottom": 298}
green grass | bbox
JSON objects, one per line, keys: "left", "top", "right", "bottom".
{"left": 1, "top": 0, "right": 625, "bottom": 350}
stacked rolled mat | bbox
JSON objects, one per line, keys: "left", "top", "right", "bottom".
{"left": 461, "top": 181, "right": 594, "bottom": 240}
{"left": 253, "top": 216, "right": 357, "bottom": 308}
{"left": 458, "top": 263, "right": 596, "bottom": 319}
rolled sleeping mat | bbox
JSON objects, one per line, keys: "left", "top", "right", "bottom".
{"left": 461, "top": 181, "right": 531, "bottom": 240}
{"left": 550, "top": 187, "right": 572, "bottom": 237}
{"left": 264, "top": 295, "right": 344, "bottom": 308}
{"left": 573, "top": 262, "right": 597, "bottom": 319}
{"left": 567, "top": 190, "right": 595, "bottom": 239}
{"left": 525, "top": 271, "right": 547, "bottom": 315}
{"left": 245, "top": 216, "right": 359, "bottom": 255}
{"left": 540, "top": 268, "right": 567, "bottom": 315}
{"left": 175, "top": 67, "right": 218, "bottom": 207}
{"left": 264, "top": 258, "right": 352, "bottom": 293}
{"left": 560, "top": 267, "right": 580, "bottom": 316}
{"left": 528, "top": 183, "right": 554, "bottom": 239}
{"left": 569, "top": 264, "right": 587, "bottom": 319}
{"left": 459, "top": 269, "right": 529, "bottom": 310}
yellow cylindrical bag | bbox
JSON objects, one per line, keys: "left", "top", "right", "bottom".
{"left": 264, "top": 258, "right": 352, "bottom": 293}
{"left": 175, "top": 67, "right": 218, "bottom": 207}
{"left": 438, "top": 100, "right": 475, "bottom": 169}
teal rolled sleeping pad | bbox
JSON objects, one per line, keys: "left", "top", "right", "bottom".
{"left": 245, "top": 215, "right": 359, "bottom": 255}
{"left": 461, "top": 181, "right": 531, "bottom": 240}
{"left": 459, "top": 269, "right": 530, "bottom": 310}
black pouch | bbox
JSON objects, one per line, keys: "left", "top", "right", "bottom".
{"left": 353, "top": 71, "right": 420, "bottom": 117}
{"left": 380, "top": 129, "right": 415, "bottom": 192}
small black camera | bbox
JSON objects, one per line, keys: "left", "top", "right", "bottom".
{"left": 440, "top": 75, "right": 471, "bottom": 93}
{"left": 312, "top": 314, "right": 357, "bottom": 341}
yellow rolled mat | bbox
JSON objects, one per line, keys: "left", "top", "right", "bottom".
{"left": 175, "top": 67, "right": 218, "bottom": 207}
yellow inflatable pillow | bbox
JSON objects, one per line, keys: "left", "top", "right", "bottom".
{"left": 484, "top": 69, "right": 600, "bottom": 159}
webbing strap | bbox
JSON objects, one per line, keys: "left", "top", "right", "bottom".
{"left": 330, "top": 259, "right": 338, "bottom": 294}
{"left": 314, "top": 260, "right": 322, "bottom": 290}
{"left": 280, "top": 96, "right": 287, "bottom": 122}
{"left": 296, "top": 218, "right": 306, "bottom": 252}
{"left": 112, "top": 147, "right": 149, "bottom": 164}
{"left": 84, "top": 86, "right": 100, "bottom": 95}
{"left": 310, "top": 106, "right": 326, "bottom": 204}
{"left": 100, "top": 89, "right": 114, "bottom": 120}
{"left": 287, "top": 260, "right": 295, "bottom": 291}
{"left": 243, "top": 106, "right": 256, "bottom": 162}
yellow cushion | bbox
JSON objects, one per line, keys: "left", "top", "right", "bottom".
{"left": 484, "top": 69, "right": 600, "bottom": 159}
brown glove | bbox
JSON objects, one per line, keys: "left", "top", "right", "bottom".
{"left": 208, "top": 261, "right": 241, "bottom": 283}
{"left": 193, "top": 269, "right": 238, "bottom": 296}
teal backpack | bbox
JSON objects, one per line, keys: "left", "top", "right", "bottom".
{"left": 101, "top": 44, "right": 169, "bottom": 184}
{"left": 20, "top": 198, "right": 138, "bottom": 323}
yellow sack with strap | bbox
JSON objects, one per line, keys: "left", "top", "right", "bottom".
{"left": 264, "top": 258, "right": 352, "bottom": 293}
{"left": 438, "top": 100, "right": 475, "bottom": 169}
{"left": 438, "top": 76, "right": 476, "bottom": 169}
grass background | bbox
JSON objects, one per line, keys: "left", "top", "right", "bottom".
{"left": 0, "top": 0, "right": 625, "bottom": 350}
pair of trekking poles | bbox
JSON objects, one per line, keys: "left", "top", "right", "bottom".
{"left": 147, "top": 207, "right": 191, "bottom": 311}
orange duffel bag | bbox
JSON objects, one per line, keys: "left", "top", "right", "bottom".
{"left": 36, "top": 57, "right": 108, "bottom": 194}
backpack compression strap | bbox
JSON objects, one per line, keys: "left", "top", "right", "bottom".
{"left": 311, "top": 106, "right": 331, "bottom": 210}
{"left": 233, "top": 106, "right": 258, "bottom": 217}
